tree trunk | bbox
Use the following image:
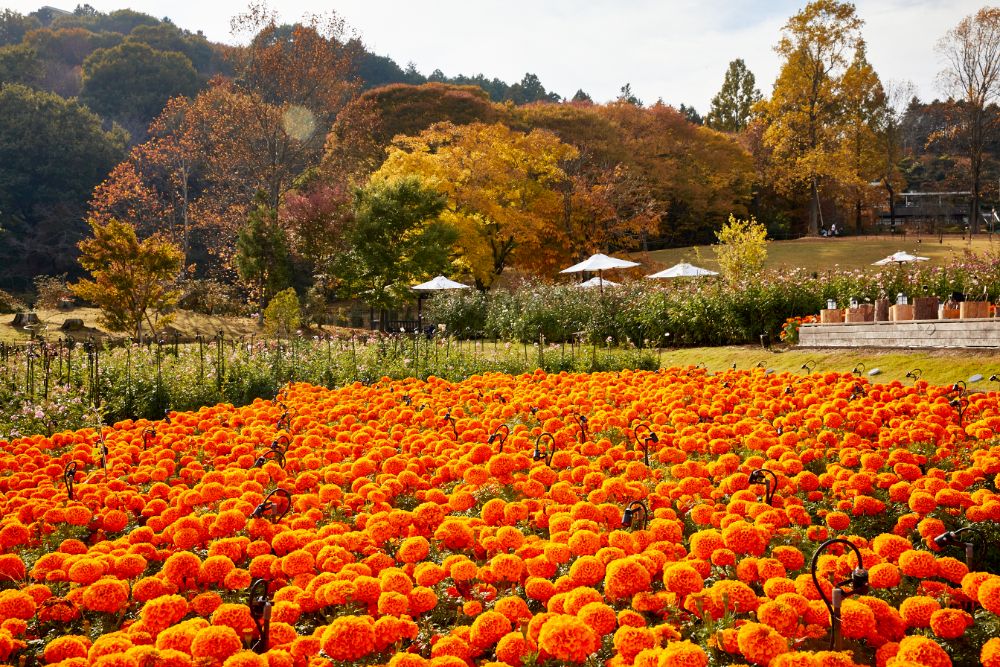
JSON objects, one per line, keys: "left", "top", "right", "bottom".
{"left": 855, "top": 196, "right": 862, "bottom": 235}
{"left": 809, "top": 179, "right": 821, "bottom": 236}
{"left": 886, "top": 182, "right": 896, "bottom": 231}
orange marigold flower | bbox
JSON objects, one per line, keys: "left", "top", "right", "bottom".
{"left": 982, "top": 637, "right": 1000, "bottom": 667}
{"left": 736, "top": 622, "right": 788, "bottom": 665}
{"left": 612, "top": 625, "right": 656, "bottom": 661}
{"left": 929, "top": 608, "right": 971, "bottom": 640}
{"left": 839, "top": 599, "right": 876, "bottom": 639}
{"left": 899, "top": 596, "right": 940, "bottom": 629}
{"left": 977, "top": 575, "right": 1000, "bottom": 614}
{"left": 43, "top": 635, "right": 90, "bottom": 663}
{"left": 222, "top": 650, "right": 267, "bottom": 667}
{"left": 664, "top": 563, "right": 704, "bottom": 597}
{"left": 605, "top": 558, "right": 652, "bottom": 601}
{"left": 898, "top": 550, "right": 937, "bottom": 579}
{"left": 320, "top": 615, "right": 376, "bottom": 662}
{"left": 82, "top": 578, "right": 130, "bottom": 613}
{"left": 891, "top": 635, "right": 951, "bottom": 667}
{"left": 0, "top": 590, "right": 37, "bottom": 620}
{"left": 495, "top": 632, "right": 535, "bottom": 667}
{"left": 538, "top": 615, "right": 598, "bottom": 663}
{"left": 162, "top": 552, "right": 201, "bottom": 588}
{"left": 191, "top": 625, "right": 242, "bottom": 664}
{"left": 469, "top": 611, "right": 512, "bottom": 651}
{"left": 658, "top": 640, "right": 708, "bottom": 667}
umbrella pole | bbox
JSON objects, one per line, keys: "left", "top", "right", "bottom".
{"left": 599, "top": 270, "right": 604, "bottom": 296}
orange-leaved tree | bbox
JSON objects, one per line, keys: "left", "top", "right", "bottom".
{"left": 71, "top": 218, "right": 184, "bottom": 340}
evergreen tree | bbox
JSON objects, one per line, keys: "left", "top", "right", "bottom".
{"left": 705, "top": 58, "right": 762, "bottom": 133}
{"left": 235, "top": 194, "right": 292, "bottom": 320}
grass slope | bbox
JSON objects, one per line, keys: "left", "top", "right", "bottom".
{"left": 657, "top": 345, "right": 1000, "bottom": 390}
{"left": 635, "top": 234, "right": 999, "bottom": 274}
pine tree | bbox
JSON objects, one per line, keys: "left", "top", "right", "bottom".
{"left": 705, "top": 59, "right": 762, "bottom": 133}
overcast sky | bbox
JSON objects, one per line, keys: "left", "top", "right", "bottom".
{"left": 3, "top": 0, "right": 985, "bottom": 109}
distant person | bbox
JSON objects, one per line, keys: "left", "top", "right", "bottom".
{"left": 830, "top": 223, "right": 838, "bottom": 236}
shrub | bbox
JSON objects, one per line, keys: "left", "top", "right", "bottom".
{"left": 0, "top": 288, "right": 25, "bottom": 314}
{"left": 33, "top": 274, "right": 73, "bottom": 309}
{"left": 178, "top": 279, "right": 246, "bottom": 316}
{"left": 264, "top": 288, "right": 301, "bottom": 337}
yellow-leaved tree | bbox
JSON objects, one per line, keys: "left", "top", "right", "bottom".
{"left": 370, "top": 121, "right": 578, "bottom": 288}
{"left": 71, "top": 218, "right": 184, "bottom": 340}
{"left": 714, "top": 214, "right": 768, "bottom": 286}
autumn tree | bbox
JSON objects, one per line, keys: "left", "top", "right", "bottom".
{"left": 705, "top": 59, "right": 762, "bottom": 133}
{"left": 279, "top": 169, "right": 353, "bottom": 273}
{"left": 937, "top": 6, "right": 1000, "bottom": 233}
{"left": 838, "top": 41, "right": 887, "bottom": 233}
{"left": 333, "top": 176, "right": 453, "bottom": 313}
{"left": 371, "top": 122, "right": 577, "bottom": 288}
{"left": 761, "top": 0, "right": 864, "bottom": 236}
{"left": 71, "top": 218, "right": 183, "bottom": 339}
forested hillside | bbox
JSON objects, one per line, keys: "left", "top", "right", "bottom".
{"left": 1, "top": 2, "right": 999, "bottom": 299}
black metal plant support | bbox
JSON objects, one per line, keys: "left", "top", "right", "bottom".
{"left": 247, "top": 578, "right": 272, "bottom": 654}
{"left": 905, "top": 368, "right": 922, "bottom": 382}
{"left": 253, "top": 449, "right": 286, "bottom": 469}
{"left": 934, "top": 527, "right": 985, "bottom": 570}
{"left": 848, "top": 384, "right": 866, "bottom": 402}
{"left": 443, "top": 410, "right": 458, "bottom": 439}
{"left": 801, "top": 360, "right": 816, "bottom": 374}
{"left": 572, "top": 414, "right": 588, "bottom": 443}
{"left": 270, "top": 435, "right": 290, "bottom": 453}
{"left": 748, "top": 468, "right": 778, "bottom": 505}
{"left": 851, "top": 362, "right": 865, "bottom": 376}
{"left": 633, "top": 424, "right": 658, "bottom": 467}
{"left": 810, "top": 539, "right": 870, "bottom": 649}
{"left": 533, "top": 433, "right": 556, "bottom": 466}
{"left": 63, "top": 461, "right": 78, "bottom": 500}
{"left": 621, "top": 500, "right": 649, "bottom": 531}
{"left": 141, "top": 428, "right": 157, "bottom": 450}
{"left": 487, "top": 424, "right": 510, "bottom": 452}
{"left": 250, "top": 489, "right": 292, "bottom": 523}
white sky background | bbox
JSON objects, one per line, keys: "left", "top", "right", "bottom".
{"left": 2, "top": 0, "right": 986, "bottom": 110}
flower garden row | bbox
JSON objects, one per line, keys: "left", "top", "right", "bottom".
{"left": 1, "top": 368, "right": 1000, "bottom": 666}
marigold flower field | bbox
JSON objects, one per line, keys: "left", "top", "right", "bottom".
{"left": 2, "top": 368, "right": 1000, "bottom": 667}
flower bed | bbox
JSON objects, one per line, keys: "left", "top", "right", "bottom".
{"left": 1, "top": 369, "right": 1000, "bottom": 666}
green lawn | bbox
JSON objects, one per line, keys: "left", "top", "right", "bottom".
{"left": 636, "top": 234, "right": 1000, "bottom": 273}
{"left": 657, "top": 345, "right": 1000, "bottom": 390}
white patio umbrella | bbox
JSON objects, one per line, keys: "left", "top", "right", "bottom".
{"left": 646, "top": 262, "right": 719, "bottom": 279}
{"left": 412, "top": 275, "right": 471, "bottom": 291}
{"left": 560, "top": 253, "right": 640, "bottom": 294}
{"left": 872, "top": 251, "right": 930, "bottom": 266}
{"left": 412, "top": 276, "right": 470, "bottom": 326}
{"left": 576, "top": 276, "right": 620, "bottom": 289}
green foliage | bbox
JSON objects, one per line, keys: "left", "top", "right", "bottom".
{"left": 713, "top": 214, "right": 769, "bottom": 286}
{"left": 705, "top": 58, "right": 762, "bottom": 132}
{"left": 0, "top": 43, "right": 41, "bottom": 85}
{"left": 334, "top": 176, "right": 453, "bottom": 311}
{"left": 263, "top": 287, "right": 301, "bottom": 337}
{"left": 0, "top": 83, "right": 126, "bottom": 289}
{"left": 0, "top": 9, "right": 39, "bottom": 47}
{"left": 177, "top": 279, "right": 246, "bottom": 316}
{"left": 235, "top": 196, "right": 292, "bottom": 316}
{"left": 81, "top": 40, "right": 200, "bottom": 129}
